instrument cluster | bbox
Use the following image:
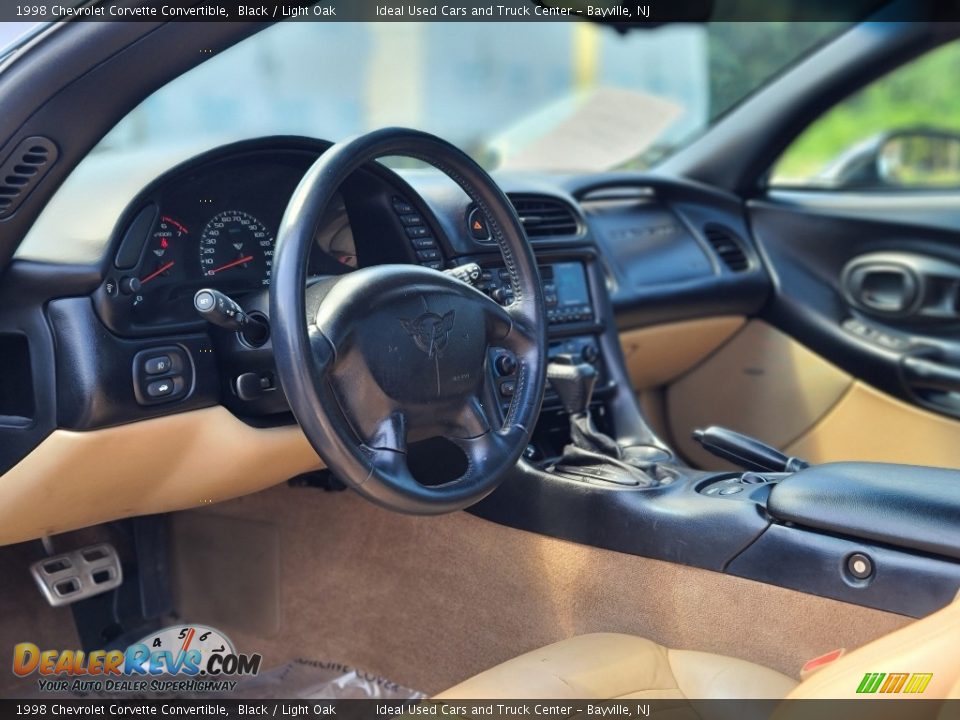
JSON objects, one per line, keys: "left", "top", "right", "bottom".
{"left": 101, "top": 151, "right": 358, "bottom": 332}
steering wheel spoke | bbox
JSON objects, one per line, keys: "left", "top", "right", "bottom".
{"left": 307, "top": 324, "right": 336, "bottom": 377}
{"left": 483, "top": 300, "right": 537, "bottom": 356}
{"left": 503, "top": 309, "right": 540, "bottom": 359}
{"left": 446, "top": 394, "right": 494, "bottom": 440}
{"left": 367, "top": 410, "right": 408, "bottom": 453}
{"left": 452, "top": 426, "right": 523, "bottom": 485}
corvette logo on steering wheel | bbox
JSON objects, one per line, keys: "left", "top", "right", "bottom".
{"left": 400, "top": 310, "right": 456, "bottom": 359}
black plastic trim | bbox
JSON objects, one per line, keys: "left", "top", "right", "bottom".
{"left": 728, "top": 523, "right": 960, "bottom": 618}
{"left": 474, "top": 465, "right": 771, "bottom": 572}
{"left": 47, "top": 297, "right": 219, "bottom": 429}
{"left": 768, "top": 462, "right": 960, "bottom": 562}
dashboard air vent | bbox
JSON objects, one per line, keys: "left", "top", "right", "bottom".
{"left": 704, "top": 224, "right": 749, "bottom": 273}
{"left": 508, "top": 194, "right": 580, "bottom": 238}
{"left": 0, "top": 136, "right": 58, "bottom": 219}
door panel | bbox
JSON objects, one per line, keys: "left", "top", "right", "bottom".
{"left": 664, "top": 321, "right": 852, "bottom": 468}
{"left": 750, "top": 194, "right": 960, "bottom": 422}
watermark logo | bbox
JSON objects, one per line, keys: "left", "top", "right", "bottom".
{"left": 856, "top": 672, "right": 933, "bottom": 694}
{"left": 12, "top": 624, "right": 261, "bottom": 694}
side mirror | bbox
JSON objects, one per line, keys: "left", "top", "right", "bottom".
{"left": 876, "top": 130, "right": 960, "bottom": 188}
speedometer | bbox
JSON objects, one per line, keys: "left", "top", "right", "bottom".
{"left": 198, "top": 211, "right": 273, "bottom": 286}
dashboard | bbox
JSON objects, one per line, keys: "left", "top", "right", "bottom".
{"left": 0, "top": 133, "right": 769, "bottom": 546}
{"left": 78, "top": 138, "right": 761, "bottom": 426}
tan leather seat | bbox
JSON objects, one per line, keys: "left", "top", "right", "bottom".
{"left": 438, "top": 593, "right": 960, "bottom": 702}
{"left": 436, "top": 633, "right": 795, "bottom": 700}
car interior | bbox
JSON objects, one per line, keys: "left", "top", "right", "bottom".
{"left": 1, "top": 2, "right": 960, "bottom": 710}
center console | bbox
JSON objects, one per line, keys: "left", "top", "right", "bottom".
{"left": 460, "top": 250, "right": 659, "bottom": 463}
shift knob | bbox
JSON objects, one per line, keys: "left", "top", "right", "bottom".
{"left": 547, "top": 354, "right": 597, "bottom": 416}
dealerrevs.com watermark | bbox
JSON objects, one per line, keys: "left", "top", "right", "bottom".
{"left": 12, "top": 625, "right": 262, "bottom": 695}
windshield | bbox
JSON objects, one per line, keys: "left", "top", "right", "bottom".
{"left": 0, "top": 21, "right": 45, "bottom": 56}
{"left": 94, "top": 20, "right": 845, "bottom": 172}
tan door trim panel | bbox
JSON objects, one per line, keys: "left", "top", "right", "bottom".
{"left": 0, "top": 406, "right": 322, "bottom": 546}
{"left": 787, "top": 381, "right": 960, "bottom": 468}
{"left": 620, "top": 316, "right": 746, "bottom": 392}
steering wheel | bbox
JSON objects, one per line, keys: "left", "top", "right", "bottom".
{"left": 270, "top": 128, "right": 547, "bottom": 514}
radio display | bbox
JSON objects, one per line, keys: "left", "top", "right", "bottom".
{"left": 550, "top": 262, "right": 589, "bottom": 307}
{"left": 540, "top": 262, "right": 592, "bottom": 324}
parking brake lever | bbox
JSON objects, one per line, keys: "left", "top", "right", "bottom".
{"left": 693, "top": 425, "right": 810, "bottom": 473}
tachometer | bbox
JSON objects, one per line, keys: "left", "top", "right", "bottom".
{"left": 139, "top": 215, "right": 186, "bottom": 288}
{"left": 198, "top": 210, "right": 273, "bottom": 286}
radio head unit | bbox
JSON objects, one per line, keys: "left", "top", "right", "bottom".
{"left": 478, "top": 260, "right": 593, "bottom": 325}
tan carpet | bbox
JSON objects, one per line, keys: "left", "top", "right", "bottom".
{"left": 0, "top": 539, "right": 81, "bottom": 698}
{"left": 168, "top": 483, "right": 913, "bottom": 695}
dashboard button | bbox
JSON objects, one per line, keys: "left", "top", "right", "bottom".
{"left": 194, "top": 291, "right": 215, "bottom": 312}
{"left": 392, "top": 197, "right": 414, "bottom": 214}
{"left": 499, "top": 380, "right": 516, "bottom": 397}
{"left": 144, "top": 355, "right": 172, "bottom": 375}
{"left": 405, "top": 226, "right": 430, "bottom": 239}
{"left": 400, "top": 213, "right": 424, "bottom": 226}
{"left": 495, "top": 354, "right": 518, "bottom": 376}
{"left": 146, "top": 377, "right": 177, "bottom": 398}
{"left": 120, "top": 277, "right": 142, "bottom": 295}
{"left": 411, "top": 237, "right": 437, "bottom": 249}
{"left": 417, "top": 249, "right": 440, "bottom": 261}
{"left": 468, "top": 208, "right": 491, "bottom": 240}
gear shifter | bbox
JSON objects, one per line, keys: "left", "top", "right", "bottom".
{"left": 547, "top": 355, "right": 621, "bottom": 456}
{"left": 546, "top": 355, "right": 663, "bottom": 486}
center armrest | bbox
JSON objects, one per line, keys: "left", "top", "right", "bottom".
{"left": 767, "top": 462, "right": 960, "bottom": 561}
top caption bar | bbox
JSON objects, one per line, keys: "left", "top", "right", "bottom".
{"left": 5, "top": 0, "right": 958, "bottom": 24}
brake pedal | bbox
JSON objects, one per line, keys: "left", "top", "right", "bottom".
{"left": 31, "top": 543, "right": 123, "bottom": 607}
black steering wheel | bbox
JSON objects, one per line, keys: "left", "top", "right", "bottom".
{"left": 270, "top": 128, "right": 547, "bottom": 514}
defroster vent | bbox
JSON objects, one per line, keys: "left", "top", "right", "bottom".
{"left": 0, "top": 137, "right": 58, "bottom": 219}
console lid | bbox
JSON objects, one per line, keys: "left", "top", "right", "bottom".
{"left": 767, "top": 462, "right": 960, "bottom": 561}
